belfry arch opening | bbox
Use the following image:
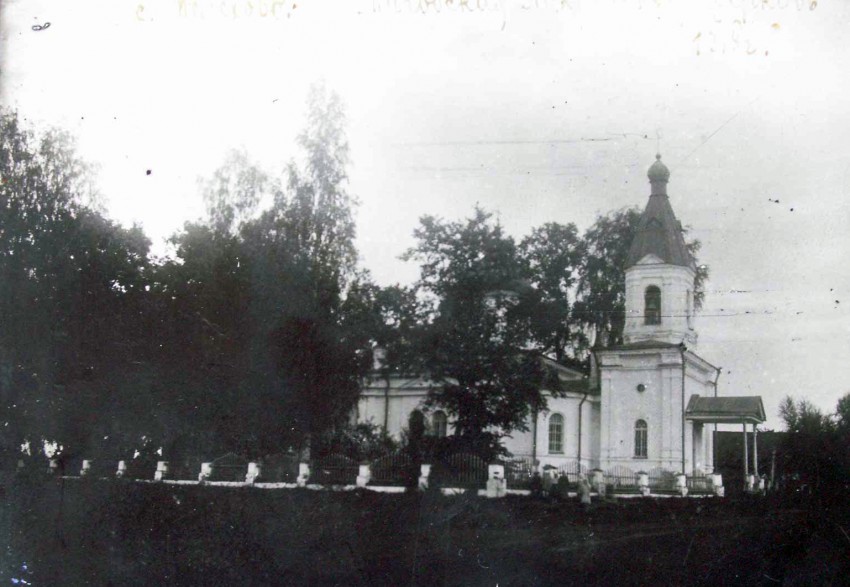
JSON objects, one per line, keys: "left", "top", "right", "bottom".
{"left": 644, "top": 285, "right": 661, "bottom": 325}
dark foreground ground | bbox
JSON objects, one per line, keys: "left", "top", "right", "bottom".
{"left": 2, "top": 476, "right": 849, "bottom": 586}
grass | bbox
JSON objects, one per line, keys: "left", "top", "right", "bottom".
{"left": 2, "top": 475, "right": 849, "bottom": 586}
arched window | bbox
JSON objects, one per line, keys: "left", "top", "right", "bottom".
{"left": 644, "top": 286, "right": 661, "bottom": 325}
{"left": 686, "top": 289, "right": 694, "bottom": 329}
{"left": 432, "top": 411, "right": 448, "bottom": 438}
{"left": 548, "top": 413, "right": 564, "bottom": 454}
{"left": 634, "top": 419, "right": 648, "bottom": 458}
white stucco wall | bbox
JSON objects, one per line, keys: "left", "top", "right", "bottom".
{"left": 497, "top": 393, "right": 600, "bottom": 468}
{"left": 597, "top": 347, "right": 716, "bottom": 474}
{"left": 357, "top": 375, "right": 599, "bottom": 468}
{"left": 623, "top": 261, "right": 697, "bottom": 347}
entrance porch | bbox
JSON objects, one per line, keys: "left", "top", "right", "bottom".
{"left": 685, "top": 395, "right": 766, "bottom": 491}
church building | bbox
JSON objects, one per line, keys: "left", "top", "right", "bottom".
{"left": 356, "top": 155, "right": 765, "bottom": 477}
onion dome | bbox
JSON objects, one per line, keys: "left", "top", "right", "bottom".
{"left": 647, "top": 153, "right": 670, "bottom": 185}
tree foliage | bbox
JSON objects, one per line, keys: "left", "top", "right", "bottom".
{"left": 519, "top": 221, "right": 587, "bottom": 361}
{"left": 0, "top": 110, "right": 155, "bottom": 459}
{"left": 777, "top": 394, "right": 850, "bottom": 503}
{"left": 402, "top": 208, "right": 554, "bottom": 451}
{"left": 0, "top": 84, "right": 372, "bottom": 463}
{"left": 161, "top": 82, "right": 370, "bottom": 455}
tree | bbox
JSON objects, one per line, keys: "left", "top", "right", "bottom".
{"left": 370, "top": 284, "right": 429, "bottom": 376}
{"left": 778, "top": 395, "right": 844, "bottom": 502}
{"left": 834, "top": 392, "right": 850, "bottom": 431}
{"left": 574, "top": 208, "right": 641, "bottom": 347}
{"left": 0, "top": 109, "right": 158, "bottom": 460}
{"left": 519, "top": 222, "right": 587, "bottom": 362}
{"left": 149, "top": 82, "right": 370, "bottom": 458}
{"left": 402, "top": 207, "right": 554, "bottom": 455}
{"left": 256, "top": 82, "right": 366, "bottom": 449}
{"left": 199, "top": 148, "right": 271, "bottom": 237}
{"left": 779, "top": 396, "right": 833, "bottom": 435}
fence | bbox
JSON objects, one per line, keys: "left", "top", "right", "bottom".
{"left": 209, "top": 453, "right": 249, "bottom": 482}
{"left": 310, "top": 454, "right": 359, "bottom": 485}
{"left": 170, "top": 458, "right": 203, "bottom": 481}
{"left": 555, "top": 461, "right": 588, "bottom": 485}
{"left": 432, "top": 452, "right": 488, "bottom": 489}
{"left": 123, "top": 459, "right": 159, "bottom": 480}
{"left": 25, "top": 452, "right": 723, "bottom": 497}
{"left": 686, "top": 473, "right": 713, "bottom": 494}
{"left": 501, "top": 456, "right": 536, "bottom": 490}
{"left": 605, "top": 465, "right": 639, "bottom": 492}
{"left": 261, "top": 453, "right": 300, "bottom": 483}
{"left": 648, "top": 468, "right": 677, "bottom": 492}
{"left": 370, "top": 451, "right": 415, "bottom": 486}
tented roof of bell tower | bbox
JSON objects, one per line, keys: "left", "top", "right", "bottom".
{"left": 625, "top": 154, "right": 695, "bottom": 270}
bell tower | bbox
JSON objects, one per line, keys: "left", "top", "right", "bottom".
{"left": 623, "top": 155, "right": 697, "bottom": 347}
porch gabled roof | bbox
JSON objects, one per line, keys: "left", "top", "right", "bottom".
{"left": 685, "top": 395, "right": 766, "bottom": 424}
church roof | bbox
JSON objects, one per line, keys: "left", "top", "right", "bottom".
{"left": 560, "top": 379, "right": 598, "bottom": 395}
{"left": 625, "top": 155, "right": 695, "bottom": 270}
{"left": 685, "top": 395, "right": 766, "bottom": 424}
{"left": 603, "top": 340, "right": 683, "bottom": 351}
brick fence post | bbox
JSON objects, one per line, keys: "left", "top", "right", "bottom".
{"left": 638, "top": 471, "right": 650, "bottom": 496}
{"left": 155, "top": 461, "right": 169, "bottom": 481}
{"left": 356, "top": 464, "right": 371, "bottom": 488}
{"left": 418, "top": 464, "right": 431, "bottom": 490}
{"left": 246, "top": 462, "right": 261, "bottom": 484}
{"left": 486, "top": 464, "right": 506, "bottom": 498}
{"left": 297, "top": 463, "right": 310, "bottom": 487}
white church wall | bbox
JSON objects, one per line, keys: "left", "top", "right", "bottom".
{"left": 502, "top": 426, "right": 535, "bottom": 457}
{"left": 623, "top": 263, "right": 697, "bottom": 347}
{"left": 588, "top": 401, "right": 601, "bottom": 468}
{"left": 533, "top": 394, "right": 600, "bottom": 469}
{"left": 357, "top": 388, "right": 431, "bottom": 438}
{"left": 357, "top": 393, "right": 390, "bottom": 430}
{"left": 599, "top": 350, "right": 687, "bottom": 473}
{"left": 358, "top": 381, "right": 601, "bottom": 468}
{"left": 599, "top": 345, "right": 719, "bottom": 475}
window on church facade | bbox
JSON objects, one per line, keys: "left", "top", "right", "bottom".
{"left": 634, "top": 419, "right": 648, "bottom": 458}
{"left": 432, "top": 411, "right": 448, "bottom": 438}
{"left": 644, "top": 286, "right": 661, "bottom": 325}
{"left": 549, "top": 413, "right": 564, "bottom": 454}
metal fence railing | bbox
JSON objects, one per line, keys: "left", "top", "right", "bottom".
{"left": 501, "top": 456, "right": 536, "bottom": 489}
{"left": 261, "top": 453, "right": 300, "bottom": 483}
{"left": 432, "top": 452, "right": 488, "bottom": 489}
{"left": 310, "top": 454, "right": 359, "bottom": 486}
{"left": 648, "top": 468, "right": 676, "bottom": 491}
{"left": 687, "top": 473, "right": 713, "bottom": 493}
{"left": 605, "top": 465, "right": 639, "bottom": 491}
{"left": 209, "top": 453, "right": 249, "bottom": 482}
{"left": 370, "top": 451, "right": 414, "bottom": 486}
{"left": 556, "top": 461, "right": 587, "bottom": 485}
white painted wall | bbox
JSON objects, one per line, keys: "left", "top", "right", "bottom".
{"left": 357, "top": 378, "right": 600, "bottom": 468}
{"left": 623, "top": 261, "right": 697, "bottom": 347}
{"left": 597, "top": 347, "right": 716, "bottom": 474}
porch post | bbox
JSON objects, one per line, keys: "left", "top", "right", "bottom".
{"left": 752, "top": 424, "right": 759, "bottom": 477}
{"left": 742, "top": 419, "right": 748, "bottom": 489}
{"left": 691, "top": 422, "right": 696, "bottom": 475}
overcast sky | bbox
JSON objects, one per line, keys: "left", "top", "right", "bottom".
{"left": 3, "top": 0, "right": 849, "bottom": 428}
